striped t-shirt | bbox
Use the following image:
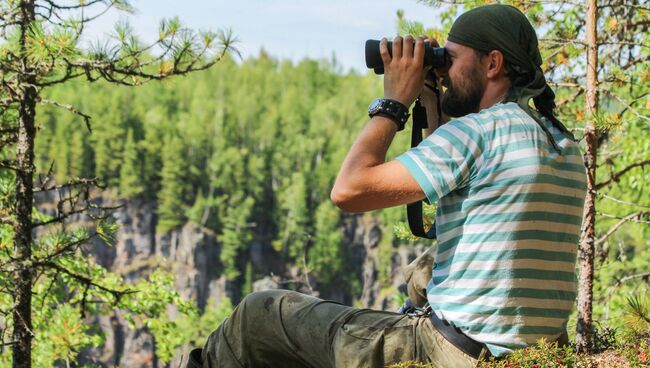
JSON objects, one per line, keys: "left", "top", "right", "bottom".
{"left": 396, "top": 102, "right": 587, "bottom": 357}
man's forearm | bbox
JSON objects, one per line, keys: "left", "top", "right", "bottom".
{"left": 331, "top": 116, "right": 397, "bottom": 199}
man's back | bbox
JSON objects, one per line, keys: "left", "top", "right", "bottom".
{"left": 397, "top": 102, "right": 587, "bottom": 356}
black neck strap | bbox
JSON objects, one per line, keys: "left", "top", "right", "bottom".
{"left": 406, "top": 82, "right": 440, "bottom": 240}
{"left": 406, "top": 99, "right": 436, "bottom": 239}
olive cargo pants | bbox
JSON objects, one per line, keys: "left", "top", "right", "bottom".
{"left": 192, "top": 247, "right": 488, "bottom": 368}
{"left": 198, "top": 289, "right": 484, "bottom": 368}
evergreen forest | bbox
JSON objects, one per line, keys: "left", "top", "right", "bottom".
{"left": 36, "top": 52, "right": 403, "bottom": 293}
{"left": 0, "top": 0, "right": 649, "bottom": 367}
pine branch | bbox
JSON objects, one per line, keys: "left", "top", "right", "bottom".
{"left": 422, "top": 0, "right": 585, "bottom": 6}
{"left": 61, "top": 38, "right": 234, "bottom": 86}
{"left": 548, "top": 82, "right": 583, "bottom": 89}
{"left": 602, "top": 90, "right": 650, "bottom": 123}
{"left": 598, "top": 40, "right": 650, "bottom": 48}
{"left": 0, "top": 127, "right": 17, "bottom": 148}
{"left": 599, "top": 3, "right": 650, "bottom": 11}
{"left": 36, "top": 261, "right": 135, "bottom": 303}
{"left": 38, "top": 98, "right": 92, "bottom": 132}
{"left": 595, "top": 211, "right": 650, "bottom": 246}
{"left": 1, "top": 216, "right": 16, "bottom": 227}
{"left": 597, "top": 211, "right": 650, "bottom": 224}
{"left": 40, "top": 0, "right": 111, "bottom": 11}
{"left": 34, "top": 177, "right": 104, "bottom": 193}
{"left": 32, "top": 186, "right": 121, "bottom": 229}
{"left": 31, "top": 205, "right": 107, "bottom": 229}
{"left": 540, "top": 37, "right": 587, "bottom": 47}
{"left": 0, "top": 159, "right": 19, "bottom": 171}
{"left": 613, "top": 271, "right": 650, "bottom": 289}
{"left": 595, "top": 159, "right": 650, "bottom": 190}
{"left": 37, "top": 233, "right": 97, "bottom": 264}
{"left": 598, "top": 193, "right": 650, "bottom": 209}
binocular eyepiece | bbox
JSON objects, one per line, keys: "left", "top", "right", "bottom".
{"left": 365, "top": 39, "right": 448, "bottom": 75}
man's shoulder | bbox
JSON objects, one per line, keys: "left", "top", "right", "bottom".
{"left": 444, "top": 102, "right": 526, "bottom": 138}
{"left": 466, "top": 102, "right": 529, "bottom": 124}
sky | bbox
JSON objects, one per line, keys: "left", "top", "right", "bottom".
{"left": 83, "top": 0, "right": 444, "bottom": 73}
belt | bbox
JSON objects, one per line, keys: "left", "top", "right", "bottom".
{"left": 429, "top": 312, "right": 486, "bottom": 360}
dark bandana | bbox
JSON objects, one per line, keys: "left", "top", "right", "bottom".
{"left": 447, "top": 4, "right": 574, "bottom": 152}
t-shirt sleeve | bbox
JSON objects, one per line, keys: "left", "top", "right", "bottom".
{"left": 396, "top": 116, "right": 486, "bottom": 204}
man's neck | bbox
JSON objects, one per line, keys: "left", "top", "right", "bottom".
{"left": 479, "top": 80, "right": 511, "bottom": 110}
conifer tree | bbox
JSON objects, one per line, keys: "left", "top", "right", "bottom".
{"left": 157, "top": 134, "right": 189, "bottom": 232}
{"left": 274, "top": 172, "right": 310, "bottom": 259}
{"left": 0, "top": 1, "right": 235, "bottom": 366}
{"left": 308, "top": 201, "right": 342, "bottom": 284}
{"left": 119, "top": 129, "right": 143, "bottom": 198}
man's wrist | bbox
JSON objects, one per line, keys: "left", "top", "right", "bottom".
{"left": 368, "top": 98, "right": 410, "bottom": 131}
{"left": 371, "top": 113, "right": 400, "bottom": 131}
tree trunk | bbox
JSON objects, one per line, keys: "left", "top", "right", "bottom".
{"left": 13, "top": 1, "right": 37, "bottom": 367}
{"left": 576, "top": 0, "right": 599, "bottom": 354}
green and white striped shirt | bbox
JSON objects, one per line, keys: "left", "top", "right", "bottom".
{"left": 396, "top": 102, "right": 587, "bottom": 357}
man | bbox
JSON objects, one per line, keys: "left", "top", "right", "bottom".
{"left": 188, "top": 4, "right": 586, "bottom": 367}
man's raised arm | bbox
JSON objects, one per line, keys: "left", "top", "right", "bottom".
{"left": 330, "top": 36, "right": 429, "bottom": 212}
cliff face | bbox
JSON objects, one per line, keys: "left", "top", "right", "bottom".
{"left": 74, "top": 197, "right": 420, "bottom": 367}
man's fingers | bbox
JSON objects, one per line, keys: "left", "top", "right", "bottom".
{"left": 392, "top": 36, "right": 403, "bottom": 59}
{"left": 403, "top": 35, "right": 414, "bottom": 59}
{"left": 379, "top": 37, "right": 391, "bottom": 65}
{"left": 425, "top": 38, "right": 440, "bottom": 48}
{"left": 414, "top": 37, "right": 425, "bottom": 66}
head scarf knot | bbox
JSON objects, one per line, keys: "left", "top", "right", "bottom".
{"left": 447, "top": 4, "right": 574, "bottom": 152}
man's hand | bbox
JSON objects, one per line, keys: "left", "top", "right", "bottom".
{"left": 380, "top": 36, "right": 428, "bottom": 107}
{"left": 418, "top": 37, "right": 449, "bottom": 136}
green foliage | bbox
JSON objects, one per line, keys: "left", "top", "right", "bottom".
{"left": 32, "top": 305, "right": 103, "bottom": 367}
{"left": 157, "top": 134, "right": 189, "bottom": 232}
{"left": 479, "top": 339, "right": 582, "bottom": 368}
{"left": 123, "top": 270, "right": 200, "bottom": 364}
{"left": 393, "top": 203, "right": 437, "bottom": 242}
{"left": 308, "top": 201, "right": 342, "bottom": 283}
{"left": 119, "top": 129, "right": 145, "bottom": 198}
{"left": 625, "top": 294, "right": 650, "bottom": 334}
{"left": 36, "top": 52, "right": 401, "bottom": 296}
{"left": 390, "top": 330, "right": 649, "bottom": 368}
{"left": 274, "top": 172, "right": 310, "bottom": 258}
{"left": 218, "top": 194, "right": 254, "bottom": 280}
{"left": 173, "top": 297, "right": 234, "bottom": 352}
{"left": 0, "top": 224, "right": 198, "bottom": 367}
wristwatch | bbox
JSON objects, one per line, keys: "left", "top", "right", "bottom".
{"left": 368, "top": 98, "right": 410, "bottom": 131}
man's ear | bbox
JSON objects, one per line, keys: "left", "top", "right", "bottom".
{"left": 486, "top": 50, "right": 506, "bottom": 79}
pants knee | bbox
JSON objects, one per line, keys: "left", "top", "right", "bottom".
{"left": 240, "top": 289, "right": 290, "bottom": 312}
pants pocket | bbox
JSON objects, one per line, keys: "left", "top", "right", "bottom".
{"left": 332, "top": 323, "right": 383, "bottom": 368}
{"left": 332, "top": 323, "right": 417, "bottom": 368}
{"left": 382, "top": 325, "right": 417, "bottom": 366}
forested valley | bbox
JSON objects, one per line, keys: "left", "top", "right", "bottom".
{"left": 0, "top": 0, "right": 649, "bottom": 367}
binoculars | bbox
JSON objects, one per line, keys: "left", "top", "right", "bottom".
{"left": 365, "top": 39, "right": 448, "bottom": 75}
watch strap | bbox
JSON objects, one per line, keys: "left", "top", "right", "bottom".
{"left": 368, "top": 98, "right": 410, "bottom": 131}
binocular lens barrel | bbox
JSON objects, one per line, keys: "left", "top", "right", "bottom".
{"left": 365, "top": 39, "right": 447, "bottom": 75}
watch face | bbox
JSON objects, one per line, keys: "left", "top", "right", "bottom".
{"left": 368, "top": 98, "right": 383, "bottom": 114}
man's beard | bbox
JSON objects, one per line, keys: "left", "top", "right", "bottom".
{"left": 440, "top": 69, "right": 485, "bottom": 117}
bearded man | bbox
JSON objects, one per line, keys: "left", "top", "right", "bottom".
{"left": 187, "top": 4, "right": 587, "bottom": 367}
